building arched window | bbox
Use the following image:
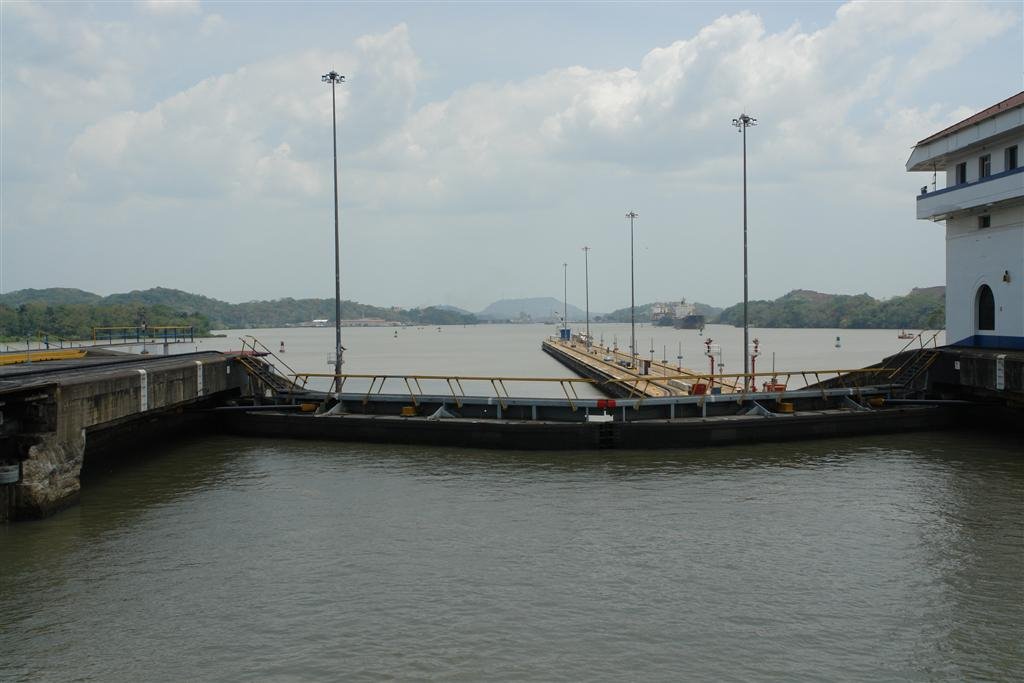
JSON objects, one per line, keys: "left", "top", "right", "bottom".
{"left": 977, "top": 284, "right": 995, "bottom": 331}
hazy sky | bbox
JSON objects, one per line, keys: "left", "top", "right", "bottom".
{"left": 2, "top": 1, "right": 1021, "bottom": 312}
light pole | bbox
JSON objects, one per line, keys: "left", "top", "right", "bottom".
{"left": 732, "top": 112, "right": 756, "bottom": 389}
{"left": 626, "top": 211, "right": 638, "bottom": 367}
{"left": 582, "top": 246, "right": 591, "bottom": 348}
{"left": 323, "top": 70, "right": 345, "bottom": 396}
{"left": 562, "top": 262, "right": 568, "bottom": 335}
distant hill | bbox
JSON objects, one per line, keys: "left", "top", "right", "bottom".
{"left": 0, "top": 288, "right": 102, "bottom": 307}
{"left": 0, "top": 287, "right": 478, "bottom": 332}
{"left": 434, "top": 304, "right": 474, "bottom": 315}
{"left": 599, "top": 301, "right": 723, "bottom": 323}
{"left": 477, "top": 297, "right": 588, "bottom": 322}
{"left": 715, "top": 287, "right": 945, "bottom": 329}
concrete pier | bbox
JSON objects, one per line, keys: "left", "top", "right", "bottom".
{"left": 541, "top": 337, "right": 736, "bottom": 398}
{"left": 0, "top": 350, "right": 246, "bottom": 521}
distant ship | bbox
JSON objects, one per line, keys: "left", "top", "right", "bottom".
{"left": 673, "top": 314, "right": 706, "bottom": 330}
{"left": 650, "top": 299, "right": 706, "bottom": 330}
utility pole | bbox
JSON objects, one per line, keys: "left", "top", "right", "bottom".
{"left": 626, "top": 211, "right": 638, "bottom": 368}
{"left": 322, "top": 70, "right": 345, "bottom": 397}
{"left": 582, "top": 246, "right": 591, "bottom": 348}
{"left": 732, "top": 112, "right": 756, "bottom": 389}
{"left": 563, "top": 262, "right": 568, "bottom": 335}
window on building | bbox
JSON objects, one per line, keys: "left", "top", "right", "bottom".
{"left": 955, "top": 162, "right": 967, "bottom": 185}
{"left": 1007, "top": 145, "right": 1019, "bottom": 171}
{"left": 978, "top": 215, "right": 991, "bottom": 229}
{"left": 979, "top": 154, "right": 991, "bottom": 179}
{"left": 977, "top": 285, "right": 995, "bottom": 331}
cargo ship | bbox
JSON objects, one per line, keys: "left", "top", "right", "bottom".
{"left": 650, "top": 300, "right": 705, "bottom": 330}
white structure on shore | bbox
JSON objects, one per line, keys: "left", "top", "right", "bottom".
{"left": 908, "top": 92, "right": 1024, "bottom": 349}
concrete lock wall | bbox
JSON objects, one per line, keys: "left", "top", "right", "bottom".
{"left": 11, "top": 356, "right": 243, "bottom": 520}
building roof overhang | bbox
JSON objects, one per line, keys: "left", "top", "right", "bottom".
{"left": 906, "top": 91, "right": 1024, "bottom": 172}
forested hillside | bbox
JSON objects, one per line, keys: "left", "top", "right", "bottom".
{"left": 715, "top": 287, "right": 944, "bottom": 329}
{"left": 0, "top": 287, "right": 477, "bottom": 339}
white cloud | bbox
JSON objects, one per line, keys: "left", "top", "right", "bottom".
{"left": 200, "top": 13, "right": 224, "bottom": 36}
{"left": 3, "top": 1, "right": 1020, "bottom": 307}
{"left": 137, "top": 0, "right": 202, "bottom": 16}
{"left": 66, "top": 25, "right": 423, "bottom": 202}
{"left": 59, "top": 3, "right": 1017, "bottom": 212}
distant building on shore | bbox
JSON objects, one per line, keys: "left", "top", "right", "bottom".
{"left": 908, "top": 91, "right": 1023, "bottom": 349}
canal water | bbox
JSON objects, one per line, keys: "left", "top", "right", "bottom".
{"left": 3, "top": 325, "right": 1022, "bottom": 681}
{"left": 197, "top": 322, "right": 947, "bottom": 396}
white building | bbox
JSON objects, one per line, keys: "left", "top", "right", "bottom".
{"left": 907, "top": 91, "right": 1024, "bottom": 350}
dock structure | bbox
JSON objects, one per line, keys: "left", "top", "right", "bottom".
{"left": 2, "top": 334, "right": 1009, "bottom": 523}
{"left": 0, "top": 349, "right": 247, "bottom": 521}
{"left": 541, "top": 336, "right": 737, "bottom": 398}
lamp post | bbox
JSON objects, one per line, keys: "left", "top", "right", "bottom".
{"left": 562, "top": 262, "right": 568, "bottom": 335}
{"left": 626, "top": 211, "right": 638, "bottom": 368}
{"left": 322, "top": 70, "right": 345, "bottom": 396}
{"left": 582, "top": 246, "right": 591, "bottom": 348}
{"left": 732, "top": 112, "right": 756, "bottom": 389}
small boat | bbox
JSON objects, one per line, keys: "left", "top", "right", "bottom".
{"left": 897, "top": 330, "right": 916, "bottom": 339}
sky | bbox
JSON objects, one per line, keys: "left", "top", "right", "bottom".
{"left": 1, "top": 0, "right": 1022, "bottom": 313}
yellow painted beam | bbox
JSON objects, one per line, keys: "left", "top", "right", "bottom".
{"left": 0, "top": 349, "right": 87, "bottom": 365}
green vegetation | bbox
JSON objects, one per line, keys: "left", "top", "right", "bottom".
{"left": 0, "top": 302, "right": 210, "bottom": 342}
{"left": 0, "top": 285, "right": 946, "bottom": 340}
{"left": 0, "top": 287, "right": 477, "bottom": 340}
{"left": 715, "top": 287, "right": 944, "bottom": 329}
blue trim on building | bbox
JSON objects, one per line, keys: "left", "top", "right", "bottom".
{"left": 917, "top": 164, "right": 1024, "bottom": 200}
{"left": 950, "top": 335, "right": 1024, "bottom": 350}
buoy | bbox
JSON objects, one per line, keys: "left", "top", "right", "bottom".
{"left": 279, "top": 341, "right": 286, "bottom": 353}
{"left": 394, "top": 330, "right": 398, "bottom": 338}
{"left": 835, "top": 336, "right": 841, "bottom": 348}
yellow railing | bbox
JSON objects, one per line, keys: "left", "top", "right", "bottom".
{"left": 893, "top": 329, "right": 941, "bottom": 357}
{"left": 605, "top": 367, "right": 897, "bottom": 402}
{"left": 292, "top": 373, "right": 596, "bottom": 411}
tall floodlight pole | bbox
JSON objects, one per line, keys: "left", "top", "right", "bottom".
{"left": 732, "top": 112, "right": 756, "bottom": 389}
{"left": 323, "top": 70, "right": 345, "bottom": 396}
{"left": 582, "top": 246, "right": 591, "bottom": 348}
{"left": 563, "top": 262, "right": 568, "bottom": 334}
{"left": 626, "top": 211, "right": 638, "bottom": 367}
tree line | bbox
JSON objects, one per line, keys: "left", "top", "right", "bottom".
{"left": 715, "top": 288, "right": 944, "bottom": 329}
{"left": 0, "top": 302, "right": 211, "bottom": 342}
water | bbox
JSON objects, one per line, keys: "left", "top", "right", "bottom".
{"left": 193, "top": 323, "right": 945, "bottom": 395}
{"left": 4, "top": 324, "right": 1022, "bottom": 681}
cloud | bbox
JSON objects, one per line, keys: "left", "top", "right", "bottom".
{"left": 200, "top": 13, "right": 224, "bottom": 36}
{"left": 3, "top": 1, "right": 1020, "bottom": 307}
{"left": 137, "top": 0, "right": 202, "bottom": 16}
{"left": 61, "top": 2, "right": 1016, "bottom": 212}
{"left": 67, "top": 24, "right": 422, "bottom": 202}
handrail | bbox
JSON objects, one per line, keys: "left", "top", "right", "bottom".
{"left": 605, "top": 368, "right": 896, "bottom": 384}
{"left": 291, "top": 373, "right": 596, "bottom": 411}
{"left": 237, "top": 336, "right": 306, "bottom": 393}
{"left": 294, "top": 373, "right": 598, "bottom": 383}
{"left": 32, "top": 332, "right": 78, "bottom": 349}
{"left": 240, "top": 336, "right": 304, "bottom": 383}
{"left": 607, "top": 367, "right": 897, "bottom": 401}
{"left": 894, "top": 329, "right": 939, "bottom": 357}
{"left": 887, "top": 331, "right": 942, "bottom": 380}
